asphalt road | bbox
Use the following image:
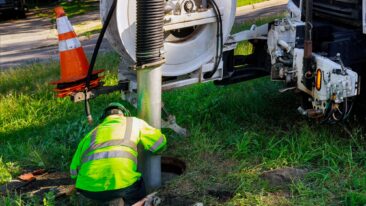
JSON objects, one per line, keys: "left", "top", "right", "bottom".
{"left": 0, "top": 10, "right": 110, "bottom": 68}
{"left": 0, "top": 1, "right": 287, "bottom": 69}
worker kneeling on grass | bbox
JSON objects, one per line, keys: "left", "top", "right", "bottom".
{"left": 70, "top": 102, "right": 167, "bottom": 206}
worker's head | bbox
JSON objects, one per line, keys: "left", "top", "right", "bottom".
{"left": 102, "top": 102, "right": 130, "bottom": 119}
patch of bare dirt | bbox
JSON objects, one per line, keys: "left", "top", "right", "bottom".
{"left": 0, "top": 171, "right": 73, "bottom": 198}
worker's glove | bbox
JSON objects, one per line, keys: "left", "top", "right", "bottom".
{"left": 144, "top": 192, "right": 161, "bottom": 206}
{"left": 132, "top": 192, "right": 161, "bottom": 206}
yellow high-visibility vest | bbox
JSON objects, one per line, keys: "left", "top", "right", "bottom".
{"left": 70, "top": 115, "right": 166, "bottom": 192}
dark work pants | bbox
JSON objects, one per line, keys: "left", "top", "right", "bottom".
{"left": 78, "top": 179, "right": 146, "bottom": 206}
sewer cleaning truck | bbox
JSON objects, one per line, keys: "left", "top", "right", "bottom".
{"left": 52, "top": 0, "right": 365, "bottom": 126}
{"left": 51, "top": 0, "right": 366, "bottom": 190}
{"left": 91, "top": 0, "right": 364, "bottom": 124}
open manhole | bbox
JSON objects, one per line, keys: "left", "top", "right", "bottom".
{"left": 161, "top": 156, "right": 186, "bottom": 184}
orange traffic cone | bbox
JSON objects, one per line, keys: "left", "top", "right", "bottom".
{"left": 51, "top": 6, "right": 104, "bottom": 97}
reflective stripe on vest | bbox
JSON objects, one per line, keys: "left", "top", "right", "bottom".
{"left": 82, "top": 150, "right": 137, "bottom": 164}
{"left": 149, "top": 135, "right": 165, "bottom": 152}
{"left": 83, "top": 118, "right": 137, "bottom": 164}
{"left": 86, "top": 139, "right": 137, "bottom": 154}
{"left": 86, "top": 118, "right": 136, "bottom": 153}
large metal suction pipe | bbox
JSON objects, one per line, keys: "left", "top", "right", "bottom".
{"left": 136, "top": 0, "right": 165, "bottom": 191}
{"left": 137, "top": 67, "right": 162, "bottom": 191}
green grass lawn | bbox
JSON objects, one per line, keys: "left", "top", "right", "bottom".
{"left": 2, "top": 58, "right": 366, "bottom": 206}
{"left": 1, "top": 20, "right": 366, "bottom": 206}
{"left": 237, "top": 0, "right": 268, "bottom": 7}
{"left": 2, "top": 53, "right": 366, "bottom": 206}
{"left": 35, "top": 0, "right": 99, "bottom": 21}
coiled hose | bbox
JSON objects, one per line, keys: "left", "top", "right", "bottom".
{"left": 136, "top": 0, "right": 165, "bottom": 66}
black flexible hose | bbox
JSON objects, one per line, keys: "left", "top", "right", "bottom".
{"left": 85, "top": 0, "right": 117, "bottom": 89}
{"left": 321, "top": 108, "right": 335, "bottom": 124}
{"left": 204, "top": 0, "right": 223, "bottom": 79}
{"left": 321, "top": 102, "right": 335, "bottom": 124}
{"left": 204, "top": 0, "right": 222, "bottom": 79}
{"left": 136, "top": 0, "right": 165, "bottom": 66}
{"left": 84, "top": 0, "right": 117, "bottom": 124}
{"left": 343, "top": 98, "right": 355, "bottom": 121}
{"left": 212, "top": 0, "right": 220, "bottom": 71}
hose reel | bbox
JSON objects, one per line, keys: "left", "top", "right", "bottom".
{"left": 100, "top": 0, "right": 237, "bottom": 78}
